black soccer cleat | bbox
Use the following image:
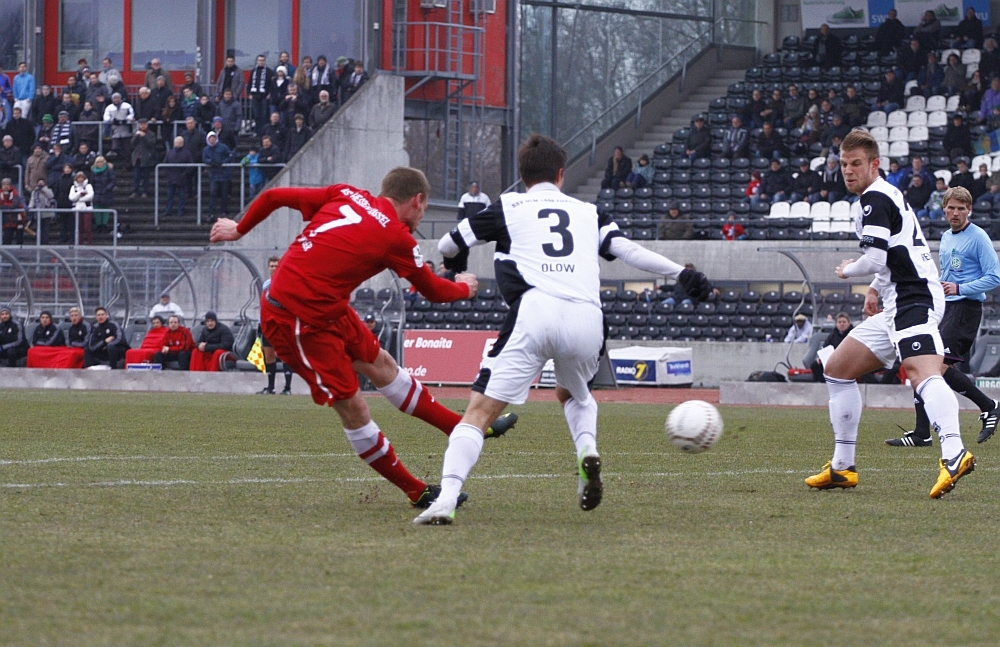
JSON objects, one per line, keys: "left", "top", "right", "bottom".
{"left": 484, "top": 412, "right": 518, "bottom": 439}
{"left": 885, "top": 427, "right": 932, "bottom": 447}
{"left": 257, "top": 387, "right": 275, "bottom": 395}
{"left": 409, "top": 484, "right": 468, "bottom": 509}
{"left": 978, "top": 401, "right": 999, "bottom": 444}
{"left": 577, "top": 453, "right": 603, "bottom": 511}
{"left": 280, "top": 387, "right": 292, "bottom": 395}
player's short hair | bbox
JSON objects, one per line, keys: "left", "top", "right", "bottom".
{"left": 943, "top": 186, "right": 973, "bottom": 207}
{"left": 267, "top": 255, "right": 280, "bottom": 264}
{"left": 840, "top": 130, "right": 879, "bottom": 162}
{"left": 518, "top": 134, "right": 567, "bottom": 186}
{"left": 380, "top": 167, "right": 431, "bottom": 203}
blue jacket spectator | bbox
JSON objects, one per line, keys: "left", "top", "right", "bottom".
{"left": 202, "top": 133, "right": 234, "bottom": 181}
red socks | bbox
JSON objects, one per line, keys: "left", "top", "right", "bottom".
{"left": 378, "top": 368, "right": 461, "bottom": 435}
{"left": 357, "top": 430, "right": 426, "bottom": 501}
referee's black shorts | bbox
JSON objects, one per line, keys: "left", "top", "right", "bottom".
{"left": 941, "top": 298, "right": 982, "bottom": 363}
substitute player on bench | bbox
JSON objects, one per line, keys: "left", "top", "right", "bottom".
{"left": 807, "top": 130, "right": 975, "bottom": 499}
{"left": 210, "top": 168, "right": 514, "bottom": 508}
{"left": 885, "top": 186, "right": 1000, "bottom": 447}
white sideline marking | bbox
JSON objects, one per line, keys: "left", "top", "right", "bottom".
{"left": 0, "top": 453, "right": 355, "bottom": 466}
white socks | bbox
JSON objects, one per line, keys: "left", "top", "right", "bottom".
{"left": 916, "top": 375, "right": 965, "bottom": 461}
{"left": 825, "top": 376, "right": 861, "bottom": 470}
{"left": 343, "top": 420, "right": 388, "bottom": 463}
{"left": 438, "top": 423, "right": 485, "bottom": 504}
{"left": 377, "top": 367, "right": 419, "bottom": 414}
{"left": 563, "top": 395, "right": 599, "bottom": 458}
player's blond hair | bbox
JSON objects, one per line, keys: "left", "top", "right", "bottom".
{"left": 942, "top": 186, "right": 973, "bottom": 207}
{"left": 380, "top": 167, "right": 431, "bottom": 204}
{"left": 840, "top": 129, "right": 880, "bottom": 162}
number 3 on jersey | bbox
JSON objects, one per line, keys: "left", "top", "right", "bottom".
{"left": 538, "top": 209, "right": 574, "bottom": 257}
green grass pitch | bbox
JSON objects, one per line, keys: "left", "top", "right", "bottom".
{"left": 2, "top": 389, "right": 1000, "bottom": 646}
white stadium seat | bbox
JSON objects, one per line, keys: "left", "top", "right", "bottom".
{"left": 880, "top": 156, "right": 891, "bottom": 171}
{"left": 993, "top": 156, "right": 1000, "bottom": 173}
{"left": 878, "top": 141, "right": 890, "bottom": 157}
{"left": 934, "top": 169, "right": 952, "bottom": 185}
{"left": 967, "top": 63, "right": 979, "bottom": 79}
{"left": 907, "top": 110, "right": 927, "bottom": 127}
{"left": 870, "top": 125, "right": 889, "bottom": 141}
{"left": 810, "top": 156, "right": 826, "bottom": 171}
{"left": 927, "top": 110, "right": 948, "bottom": 127}
{"left": 907, "top": 126, "right": 928, "bottom": 142}
{"left": 972, "top": 155, "right": 992, "bottom": 176}
{"left": 866, "top": 111, "right": 887, "bottom": 127}
{"left": 946, "top": 95, "right": 960, "bottom": 111}
{"left": 889, "top": 141, "right": 910, "bottom": 157}
{"left": 940, "top": 48, "right": 960, "bottom": 62}
{"left": 887, "top": 110, "right": 908, "bottom": 127}
{"left": 904, "top": 80, "right": 919, "bottom": 97}
{"left": 963, "top": 49, "right": 981, "bottom": 64}
{"left": 888, "top": 126, "right": 909, "bottom": 142}
{"left": 811, "top": 218, "right": 831, "bottom": 233}
{"left": 925, "top": 95, "right": 946, "bottom": 112}
{"left": 830, "top": 201, "right": 852, "bottom": 220}
{"left": 830, "top": 218, "right": 855, "bottom": 232}
{"left": 789, "top": 201, "right": 811, "bottom": 218}
{"left": 905, "top": 95, "right": 925, "bottom": 112}
{"left": 768, "top": 202, "right": 790, "bottom": 218}
{"left": 810, "top": 201, "right": 831, "bottom": 219}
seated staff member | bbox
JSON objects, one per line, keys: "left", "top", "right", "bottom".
{"left": 31, "top": 311, "right": 66, "bottom": 346}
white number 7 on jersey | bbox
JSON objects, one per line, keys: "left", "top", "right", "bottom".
{"left": 310, "top": 205, "right": 364, "bottom": 236}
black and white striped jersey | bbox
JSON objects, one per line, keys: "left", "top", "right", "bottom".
{"left": 853, "top": 176, "right": 944, "bottom": 324}
{"left": 443, "top": 182, "right": 624, "bottom": 308}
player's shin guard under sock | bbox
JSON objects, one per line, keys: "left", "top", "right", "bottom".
{"left": 438, "top": 424, "right": 485, "bottom": 505}
{"left": 563, "top": 395, "right": 599, "bottom": 458}
{"left": 943, "top": 365, "right": 995, "bottom": 412}
{"left": 344, "top": 420, "right": 425, "bottom": 499}
{"left": 826, "top": 375, "right": 861, "bottom": 470}
{"left": 377, "top": 366, "right": 461, "bottom": 434}
{"left": 266, "top": 362, "right": 277, "bottom": 391}
{"left": 916, "top": 375, "right": 965, "bottom": 461}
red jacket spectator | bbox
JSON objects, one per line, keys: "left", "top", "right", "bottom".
{"left": 722, "top": 218, "right": 745, "bottom": 241}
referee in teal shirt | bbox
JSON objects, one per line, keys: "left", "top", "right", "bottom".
{"left": 887, "top": 186, "right": 1000, "bottom": 447}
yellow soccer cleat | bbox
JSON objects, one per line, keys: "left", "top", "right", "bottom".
{"left": 804, "top": 462, "right": 858, "bottom": 490}
{"left": 929, "top": 450, "right": 976, "bottom": 499}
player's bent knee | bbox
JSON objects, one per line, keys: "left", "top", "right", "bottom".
{"left": 332, "top": 393, "right": 371, "bottom": 428}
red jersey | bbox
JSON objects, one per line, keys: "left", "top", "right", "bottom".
{"left": 162, "top": 327, "right": 195, "bottom": 352}
{"left": 237, "top": 185, "right": 470, "bottom": 326}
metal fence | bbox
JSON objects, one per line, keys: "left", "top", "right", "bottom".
{"left": 1, "top": 207, "right": 119, "bottom": 247}
{"left": 153, "top": 163, "right": 286, "bottom": 226}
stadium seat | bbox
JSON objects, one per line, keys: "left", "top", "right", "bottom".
{"left": 789, "top": 201, "right": 810, "bottom": 218}
{"left": 810, "top": 202, "right": 830, "bottom": 219}
{"left": 904, "top": 95, "right": 925, "bottom": 112}
{"left": 887, "top": 110, "right": 908, "bottom": 127}
{"left": 866, "top": 111, "right": 887, "bottom": 128}
{"left": 973, "top": 155, "right": 992, "bottom": 175}
{"left": 877, "top": 141, "right": 890, "bottom": 157}
{"left": 768, "top": 202, "right": 790, "bottom": 218}
{"left": 888, "top": 141, "right": 910, "bottom": 157}
{"left": 830, "top": 201, "right": 851, "bottom": 220}
{"left": 888, "top": 126, "right": 908, "bottom": 142}
{"left": 907, "top": 126, "right": 928, "bottom": 142}
{"left": 870, "top": 126, "right": 888, "bottom": 141}
{"left": 810, "top": 156, "right": 825, "bottom": 171}
{"left": 903, "top": 79, "right": 918, "bottom": 97}
{"left": 962, "top": 48, "right": 981, "bottom": 64}
{"left": 907, "top": 111, "right": 927, "bottom": 127}
{"left": 934, "top": 169, "right": 952, "bottom": 185}
{"left": 925, "top": 95, "right": 947, "bottom": 112}
{"left": 811, "top": 218, "right": 831, "bottom": 233}
{"left": 946, "top": 95, "right": 960, "bottom": 111}
{"left": 927, "top": 110, "right": 948, "bottom": 128}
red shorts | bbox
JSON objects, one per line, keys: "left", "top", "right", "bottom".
{"left": 259, "top": 298, "right": 380, "bottom": 405}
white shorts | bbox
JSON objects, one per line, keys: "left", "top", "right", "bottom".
{"left": 473, "top": 289, "right": 604, "bottom": 405}
{"left": 847, "top": 309, "right": 944, "bottom": 369}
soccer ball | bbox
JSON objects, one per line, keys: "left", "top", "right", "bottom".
{"left": 665, "top": 400, "right": 723, "bottom": 453}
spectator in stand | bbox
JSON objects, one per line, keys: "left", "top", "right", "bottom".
{"left": 783, "top": 84, "right": 806, "bottom": 129}
{"left": 912, "top": 10, "right": 942, "bottom": 51}
{"left": 754, "top": 159, "right": 789, "bottom": 206}
{"left": 981, "top": 77, "right": 1000, "bottom": 121}
{"left": 181, "top": 71, "right": 202, "bottom": 99}
{"left": 66, "top": 307, "right": 89, "bottom": 348}
{"left": 899, "top": 39, "right": 925, "bottom": 82}
{"left": 754, "top": 121, "right": 786, "bottom": 160}
{"left": 76, "top": 101, "right": 101, "bottom": 151}
{"left": 817, "top": 99, "right": 836, "bottom": 134}
{"left": 902, "top": 155, "right": 934, "bottom": 189}
{"left": 25, "top": 143, "right": 48, "bottom": 189}
{"left": 745, "top": 89, "right": 767, "bottom": 128}
{"left": 956, "top": 7, "right": 983, "bottom": 48}
{"left": 333, "top": 57, "right": 352, "bottom": 104}
{"left": 721, "top": 213, "right": 745, "bottom": 240}
{"left": 45, "top": 143, "right": 66, "bottom": 185}
{"left": 192, "top": 311, "right": 234, "bottom": 365}
{"left": 144, "top": 58, "right": 173, "bottom": 92}
{"left": 240, "top": 145, "right": 264, "bottom": 198}
{"left": 950, "top": 158, "right": 976, "bottom": 194}
{"left": 982, "top": 38, "right": 1000, "bottom": 81}
{"left": 64, "top": 73, "right": 84, "bottom": 104}
{"left": 31, "top": 85, "right": 57, "bottom": 126}
{"left": 98, "top": 57, "right": 118, "bottom": 85}
{"left": 103, "top": 93, "right": 134, "bottom": 169}
{"left": 90, "top": 155, "right": 115, "bottom": 235}
{"left": 840, "top": 85, "right": 867, "bottom": 127}
{"left": 784, "top": 313, "right": 813, "bottom": 343}
{"left": 813, "top": 24, "right": 842, "bottom": 69}
{"left": 217, "top": 88, "right": 242, "bottom": 135}
{"left": 0, "top": 135, "right": 21, "bottom": 184}
{"left": 28, "top": 178, "right": 55, "bottom": 242}
{"left": 810, "top": 312, "right": 853, "bottom": 381}
{"left": 4, "top": 107, "right": 33, "bottom": 162}
{"left": 874, "top": 9, "right": 905, "bottom": 55}
{"left": 309, "top": 90, "right": 336, "bottom": 129}
{"left": 983, "top": 164, "right": 1000, "bottom": 206}
{"left": 818, "top": 154, "right": 846, "bottom": 203}
{"left": 180, "top": 116, "right": 206, "bottom": 161}
{"left": 825, "top": 87, "right": 843, "bottom": 112}
{"left": 905, "top": 173, "right": 933, "bottom": 215}
{"left": 684, "top": 115, "right": 711, "bottom": 161}
{"left": 257, "top": 134, "right": 283, "bottom": 182}
{"left": 12, "top": 62, "right": 34, "bottom": 118}
{"left": 180, "top": 86, "right": 199, "bottom": 118}
{"left": 799, "top": 105, "right": 822, "bottom": 145}
{"left": 261, "top": 111, "right": 286, "bottom": 152}
{"left": 627, "top": 154, "right": 654, "bottom": 188}
{"left": 70, "top": 141, "right": 96, "bottom": 177}
{"left": 84, "top": 306, "right": 128, "bottom": 368}
{"left": 804, "top": 87, "right": 822, "bottom": 113}
{"left": 789, "top": 159, "right": 822, "bottom": 203}
{"left": 457, "top": 181, "right": 490, "bottom": 211}
{"left": 278, "top": 51, "right": 296, "bottom": 79}
{"left": 248, "top": 54, "right": 274, "bottom": 136}
{"left": 723, "top": 115, "right": 749, "bottom": 158}
{"left": 32, "top": 311, "right": 65, "bottom": 347}
{"left": 284, "top": 113, "right": 312, "bottom": 159}
{"left": 918, "top": 176, "right": 948, "bottom": 219}
{"left": 886, "top": 159, "right": 907, "bottom": 188}
{"left": 85, "top": 71, "right": 110, "bottom": 117}
{"left": 150, "top": 293, "right": 185, "bottom": 319}
{"left": 310, "top": 55, "right": 333, "bottom": 103}
{"left": 974, "top": 163, "right": 990, "bottom": 201}
{"left": 279, "top": 83, "right": 310, "bottom": 127}
{"left": 962, "top": 70, "right": 985, "bottom": 114}
{"left": 0, "top": 65, "right": 12, "bottom": 103}
{"left": 821, "top": 113, "right": 850, "bottom": 152}
{"left": 130, "top": 118, "right": 157, "bottom": 198}
{"left": 601, "top": 146, "right": 631, "bottom": 189}
{"left": 656, "top": 201, "right": 693, "bottom": 240}
{"left": 0, "top": 307, "right": 28, "bottom": 366}
{"left": 203, "top": 131, "right": 235, "bottom": 220}
{"left": 211, "top": 115, "right": 237, "bottom": 150}
{"left": 150, "top": 75, "right": 172, "bottom": 114}
{"left": 153, "top": 315, "right": 195, "bottom": 370}
{"left": 215, "top": 56, "right": 244, "bottom": 101}
{"left": 52, "top": 164, "right": 74, "bottom": 242}
{"left": 944, "top": 113, "right": 972, "bottom": 159}
{"left": 194, "top": 94, "right": 217, "bottom": 132}
{"left": 69, "top": 170, "right": 93, "bottom": 245}
{"left": 104, "top": 72, "right": 127, "bottom": 104}
{"left": 293, "top": 60, "right": 311, "bottom": 102}
{"left": 158, "top": 94, "right": 183, "bottom": 141}
{"left": 55, "top": 91, "right": 79, "bottom": 123}
{"left": 0, "top": 177, "right": 25, "bottom": 245}
{"left": 746, "top": 170, "right": 761, "bottom": 201}
{"left": 941, "top": 54, "right": 967, "bottom": 97}
{"left": 163, "top": 136, "right": 193, "bottom": 217}
{"left": 51, "top": 111, "right": 73, "bottom": 151}
{"left": 272, "top": 67, "right": 290, "bottom": 111}
{"left": 760, "top": 89, "right": 784, "bottom": 126}
{"left": 874, "top": 69, "right": 904, "bottom": 114}
{"left": 344, "top": 61, "right": 369, "bottom": 101}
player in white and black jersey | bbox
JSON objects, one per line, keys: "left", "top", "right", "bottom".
{"left": 414, "top": 134, "right": 711, "bottom": 525}
{"left": 806, "top": 130, "right": 976, "bottom": 499}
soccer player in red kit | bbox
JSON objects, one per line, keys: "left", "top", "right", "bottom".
{"left": 210, "top": 168, "right": 514, "bottom": 507}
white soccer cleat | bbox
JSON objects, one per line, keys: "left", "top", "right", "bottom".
{"left": 413, "top": 497, "right": 457, "bottom": 525}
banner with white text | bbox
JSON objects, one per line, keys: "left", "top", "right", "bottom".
{"left": 802, "top": 0, "right": 989, "bottom": 30}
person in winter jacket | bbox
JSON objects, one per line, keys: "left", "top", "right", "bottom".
{"left": 130, "top": 118, "right": 157, "bottom": 197}
{"left": 241, "top": 147, "right": 264, "bottom": 198}
{"left": 163, "top": 137, "right": 194, "bottom": 217}
{"left": 32, "top": 311, "right": 65, "bottom": 346}
{"left": 65, "top": 306, "right": 90, "bottom": 348}
{"left": 28, "top": 178, "right": 55, "bottom": 243}
{"left": 84, "top": 306, "right": 128, "bottom": 368}
{"left": 284, "top": 113, "right": 312, "bottom": 160}
{"left": 216, "top": 89, "right": 242, "bottom": 136}
{"left": 0, "top": 307, "right": 28, "bottom": 366}
{"left": 203, "top": 132, "right": 235, "bottom": 219}
{"left": 68, "top": 170, "right": 94, "bottom": 245}
{"left": 0, "top": 178, "right": 26, "bottom": 245}
{"left": 103, "top": 93, "right": 134, "bottom": 168}
{"left": 90, "top": 156, "right": 115, "bottom": 233}
{"left": 25, "top": 144, "right": 48, "bottom": 189}
{"left": 153, "top": 314, "right": 195, "bottom": 370}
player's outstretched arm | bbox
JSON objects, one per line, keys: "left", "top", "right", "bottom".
{"left": 607, "top": 236, "right": 686, "bottom": 279}
{"left": 209, "top": 186, "right": 334, "bottom": 243}
{"left": 407, "top": 264, "right": 476, "bottom": 302}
